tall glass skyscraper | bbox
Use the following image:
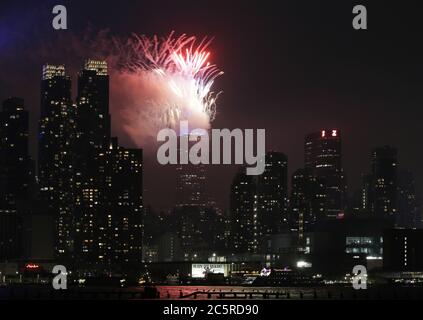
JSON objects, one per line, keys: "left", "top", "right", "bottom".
{"left": 256, "top": 151, "right": 288, "bottom": 235}
{"left": 38, "top": 61, "right": 143, "bottom": 273}
{"left": 38, "top": 64, "right": 75, "bottom": 258}
{"left": 305, "top": 129, "right": 346, "bottom": 219}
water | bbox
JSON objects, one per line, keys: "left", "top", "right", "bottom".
{"left": 1, "top": 284, "right": 422, "bottom": 300}
{"left": 155, "top": 285, "right": 423, "bottom": 300}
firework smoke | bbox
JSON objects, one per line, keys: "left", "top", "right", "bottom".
{"left": 113, "top": 32, "right": 223, "bottom": 146}
{"left": 0, "top": 27, "right": 223, "bottom": 149}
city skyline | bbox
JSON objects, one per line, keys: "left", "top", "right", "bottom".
{"left": 0, "top": 60, "right": 144, "bottom": 272}
{"left": 3, "top": 1, "right": 423, "bottom": 304}
{"left": 1, "top": 67, "right": 418, "bottom": 215}
{"left": 3, "top": 58, "right": 420, "bottom": 255}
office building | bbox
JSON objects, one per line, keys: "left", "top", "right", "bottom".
{"left": 305, "top": 129, "right": 346, "bottom": 218}
{"left": 38, "top": 64, "right": 76, "bottom": 259}
{"left": 230, "top": 167, "right": 258, "bottom": 253}
{"left": 290, "top": 168, "right": 326, "bottom": 243}
{"left": 256, "top": 152, "right": 288, "bottom": 234}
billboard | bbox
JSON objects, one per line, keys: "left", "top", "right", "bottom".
{"left": 191, "top": 264, "right": 227, "bottom": 278}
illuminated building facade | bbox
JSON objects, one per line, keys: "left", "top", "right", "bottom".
{"left": 73, "top": 60, "right": 112, "bottom": 267}
{"left": 174, "top": 136, "right": 208, "bottom": 256}
{"left": 176, "top": 163, "right": 206, "bottom": 207}
{"left": 256, "top": 152, "right": 288, "bottom": 235}
{"left": 363, "top": 146, "right": 398, "bottom": 219}
{"left": 175, "top": 134, "right": 207, "bottom": 208}
{"left": 305, "top": 129, "right": 346, "bottom": 219}
{"left": 38, "top": 61, "right": 143, "bottom": 272}
{"left": 104, "top": 140, "right": 143, "bottom": 267}
{"left": 175, "top": 205, "right": 206, "bottom": 255}
{"left": 76, "top": 59, "right": 110, "bottom": 150}
{"left": 73, "top": 61, "right": 143, "bottom": 272}
{"left": 290, "top": 168, "right": 326, "bottom": 244}
{"left": 38, "top": 65, "right": 76, "bottom": 258}
{"left": 230, "top": 167, "right": 258, "bottom": 253}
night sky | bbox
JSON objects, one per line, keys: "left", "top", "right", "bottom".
{"left": 1, "top": 0, "right": 423, "bottom": 210}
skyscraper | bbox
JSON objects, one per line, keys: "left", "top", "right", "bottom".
{"left": 76, "top": 59, "right": 110, "bottom": 150}
{"left": 38, "top": 60, "right": 143, "bottom": 273}
{"left": 73, "top": 60, "right": 111, "bottom": 267}
{"left": 175, "top": 164, "right": 206, "bottom": 207}
{"left": 72, "top": 61, "right": 143, "bottom": 272}
{"left": 369, "top": 146, "right": 398, "bottom": 218}
{"left": 290, "top": 168, "right": 326, "bottom": 243}
{"left": 175, "top": 134, "right": 207, "bottom": 208}
{"left": 174, "top": 136, "right": 208, "bottom": 257}
{"left": 256, "top": 151, "right": 288, "bottom": 235}
{"left": 175, "top": 205, "right": 207, "bottom": 256}
{"left": 0, "top": 97, "right": 33, "bottom": 261}
{"left": 230, "top": 167, "right": 258, "bottom": 253}
{"left": 38, "top": 65, "right": 76, "bottom": 259}
{"left": 305, "top": 129, "right": 346, "bottom": 219}
{"left": 104, "top": 139, "right": 143, "bottom": 267}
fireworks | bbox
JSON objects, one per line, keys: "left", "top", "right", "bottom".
{"left": 116, "top": 32, "right": 223, "bottom": 134}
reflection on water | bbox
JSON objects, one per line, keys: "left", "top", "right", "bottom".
{"left": 155, "top": 285, "right": 423, "bottom": 300}
{"left": 1, "top": 285, "right": 422, "bottom": 300}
